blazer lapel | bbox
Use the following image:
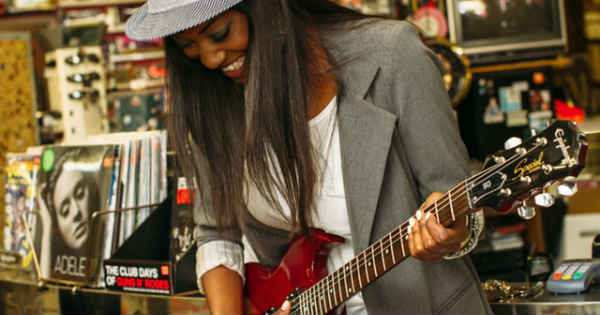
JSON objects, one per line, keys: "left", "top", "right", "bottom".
{"left": 337, "top": 65, "right": 398, "bottom": 252}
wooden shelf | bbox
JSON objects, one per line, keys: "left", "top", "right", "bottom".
{"left": 108, "top": 79, "right": 164, "bottom": 95}
{"left": 107, "top": 24, "right": 125, "bottom": 34}
{"left": 5, "top": 4, "right": 56, "bottom": 14}
{"left": 0, "top": 268, "right": 208, "bottom": 306}
{"left": 58, "top": 0, "right": 143, "bottom": 9}
{"left": 470, "top": 56, "right": 574, "bottom": 74}
{"left": 107, "top": 86, "right": 163, "bottom": 99}
{"left": 109, "top": 51, "right": 165, "bottom": 63}
{"left": 579, "top": 115, "right": 600, "bottom": 135}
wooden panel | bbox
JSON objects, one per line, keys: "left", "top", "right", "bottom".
{"left": 0, "top": 32, "right": 40, "bottom": 245}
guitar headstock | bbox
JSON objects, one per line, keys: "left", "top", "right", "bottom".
{"left": 469, "top": 120, "right": 588, "bottom": 212}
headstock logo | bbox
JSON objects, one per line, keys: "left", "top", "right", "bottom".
{"left": 553, "top": 128, "right": 571, "bottom": 164}
{"left": 513, "top": 151, "right": 544, "bottom": 179}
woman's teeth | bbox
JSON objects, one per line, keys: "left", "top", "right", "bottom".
{"left": 223, "top": 56, "right": 245, "bottom": 72}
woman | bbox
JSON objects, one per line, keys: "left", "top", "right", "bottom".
{"left": 126, "top": 1, "right": 492, "bottom": 314}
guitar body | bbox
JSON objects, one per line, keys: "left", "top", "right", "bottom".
{"left": 245, "top": 230, "right": 344, "bottom": 314}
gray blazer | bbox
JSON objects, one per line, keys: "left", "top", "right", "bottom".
{"left": 194, "top": 20, "right": 493, "bottom": 315}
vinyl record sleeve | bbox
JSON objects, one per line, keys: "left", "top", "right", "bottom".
{"left": 136, "top": 137, "right": 151, "bottom": 226}
{"left": 86, "top": 131, "right": 167, "bottom": 250}
{"left": 85, "top": 134, "right": 131, "bottom": 249}
{"left": 34, "top": 145, "right": 115, "bottom": 283}
{"left": 116, "top": 141, "right": 130, "bottom": 247}
{"left": 169, "top": 178, "right": 196, "bottom": 263}
{"left": 4, "top": 153, "right": 40, "bottom": 270}
{"left": 159, "top": 130, "right": 167, "bottom": 202}
{"left": 150, "top": 133, "right": 161, "bottom": 207}
{"left": 76, "top": 135, "right": 126, "bottom": 259}
{"left": 123, "top": 138, "right": 139, "bottom": 245}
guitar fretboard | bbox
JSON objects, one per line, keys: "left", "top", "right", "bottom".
{"left": 290, "top": 181, "right": 472, "bottom": 315}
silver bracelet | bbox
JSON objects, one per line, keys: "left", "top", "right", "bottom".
{"left": 444, "top": 210, "right": 485, "bottom": 260}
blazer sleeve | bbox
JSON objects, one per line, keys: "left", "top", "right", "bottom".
{"left": 389, "top": 22, "right": 471, "bottom": 202}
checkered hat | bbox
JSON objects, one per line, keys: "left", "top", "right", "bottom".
{"left": 125, "top": 0, "right": 244, "bottom": 41}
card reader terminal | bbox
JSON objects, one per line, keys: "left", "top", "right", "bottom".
{"left": 546, "top": 259, "right": 600, "bottom": 294}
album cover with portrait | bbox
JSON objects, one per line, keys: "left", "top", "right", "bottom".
{"left": 3, "top": 153, "right": 40, "bottom": 270}
{"left": 32, "top": 145, "right": 116, "bottom": 283}
{"left": 170, "top": 177, "right": 196, "bottom": 263}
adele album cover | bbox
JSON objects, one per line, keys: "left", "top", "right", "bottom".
{"left": 33, "top": 145, "right": 116, "bottom": 283}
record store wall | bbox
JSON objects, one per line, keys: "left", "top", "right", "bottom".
{"left": 0, "top": 1, "right": 599, "bottom": 314}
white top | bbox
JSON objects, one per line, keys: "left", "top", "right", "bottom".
{"left": 195, "top": 96, "right": 367, "bottom": 314}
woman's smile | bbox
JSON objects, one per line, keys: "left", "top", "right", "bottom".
{"left": 222, "top": 55, "right": 246, "bottom": 78}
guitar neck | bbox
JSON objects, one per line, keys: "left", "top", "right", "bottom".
{"left": 291, "top": 181, "right": 473, "bottom": 315}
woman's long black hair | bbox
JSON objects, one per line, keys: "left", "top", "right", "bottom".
{"left": 166, "top": 0, "right": 368, "bottom": 235}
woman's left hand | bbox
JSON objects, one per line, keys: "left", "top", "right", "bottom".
{"left": 408, "top": 192, "right": 468, "bottom": 262}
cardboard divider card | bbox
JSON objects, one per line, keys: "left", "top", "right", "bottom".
{"left": 103, "top": 196, "right": 200, "bottom": 296}
{"left": 103, "top": 259, "right": 172, "bottom": 295}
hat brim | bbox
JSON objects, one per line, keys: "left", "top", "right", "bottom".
{"left": 125, "top": 0, "right": 244, "bottom": 41}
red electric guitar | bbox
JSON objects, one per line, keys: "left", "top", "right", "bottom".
{"left": 244, "top": 120, "right": 588, "bottom": 315}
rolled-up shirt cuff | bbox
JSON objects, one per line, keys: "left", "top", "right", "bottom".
{"left": 196, "top": 240, "right": 245, "bottom": 294}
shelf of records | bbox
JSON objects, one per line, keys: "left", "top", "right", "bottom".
{"left": 58, "top": 0, "right": 144, "bottom": 9}
{"left": 109, "top": 51, "right": 165, "bottom": 64}
{"left": 1, "top": 0, "right": 143, "bottom": 12}
{"left": 0, "top": 131, "right": 199, "bottom": 296}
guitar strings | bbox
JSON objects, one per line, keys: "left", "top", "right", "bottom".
{"left": 289, "top": 192, "right": 472, "bottom": 315}
{"left": 292, "top": 185, "right": 477, "bottom": 314}
{"left": 291, "top": 155, "right": 519, "bottom": 315}
{"left": 290, "top": 145, "right": 534, "bottom": 314}
{"left": 290, "top": 186, "right": 471, "bottom": 315}
{"left": 291, "top": 196, "right": 464, "bottom": 315}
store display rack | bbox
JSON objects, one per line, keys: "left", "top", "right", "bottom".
{"left": 109, "top": 51, "right": 165, "bottom": 63}
{"left": 58, "top": 0, "right": 144, "bottom": 9}
{"left": 24, "top": 197, "right": 199, "bottom": 297}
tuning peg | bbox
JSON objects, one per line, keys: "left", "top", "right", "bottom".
{"left": 557, "top": 181, "right": 578, "bottom": 197}
{"left": 504, "top": 137, "right": 523, "bottom": 150}
{"left": 534, "top": 193, "right": 555, "bottom": 208}
{"left": 517, "top": 201, "right": 536, "bottom": 220}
